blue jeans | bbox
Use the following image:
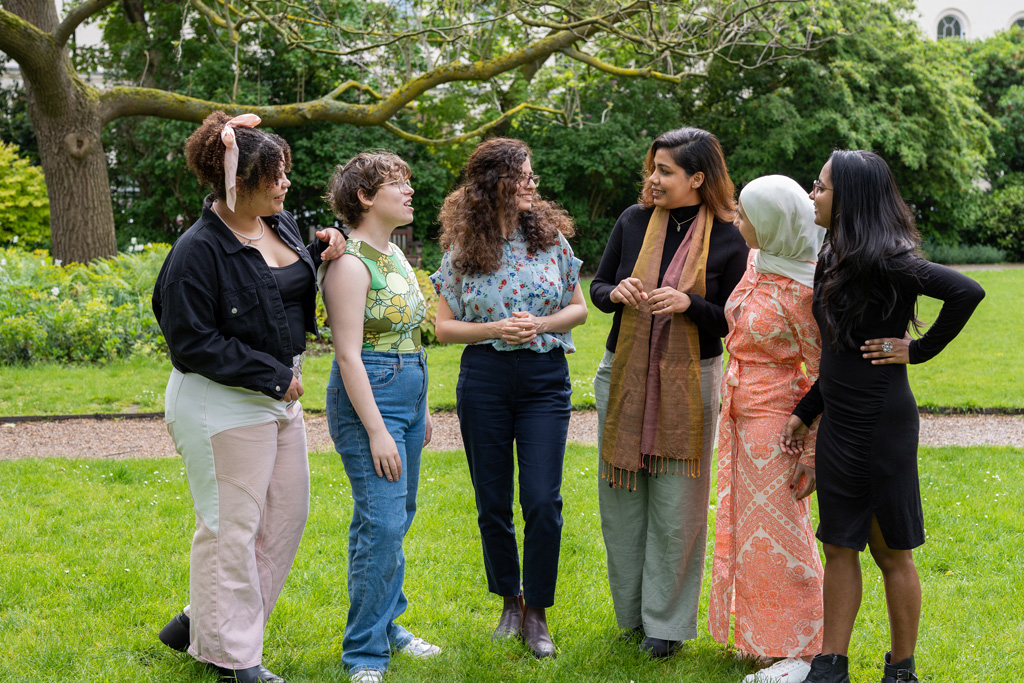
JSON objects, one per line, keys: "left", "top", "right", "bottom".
{"left": 325, "top": 351, "right": 428, "bottom": 674}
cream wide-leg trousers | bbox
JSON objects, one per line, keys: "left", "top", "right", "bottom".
{"left": 165, "top": 369, "right": 310, "bottom": 668}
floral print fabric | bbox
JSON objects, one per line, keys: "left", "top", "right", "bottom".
{"left": 708, "top": 254, "right": 824, "bottom": 657}
{"left": 345, "top": 239, "right": 425, "bottom": 352}
{"left": 430, "top": 230, "right": 583, "bottom": 353}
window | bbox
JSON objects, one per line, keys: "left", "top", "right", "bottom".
{"left": 938, "top": 15, "right": 962, "bottom": 39}
{"left": 1015, "top": 18, "right": 1024, "bottom": 30}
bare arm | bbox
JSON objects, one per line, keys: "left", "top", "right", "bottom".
{"left": 323, "top": 256, "right": 402, "bottom": 482}
{"left": 434, "top": 298, "right": 508, "bottom": 344}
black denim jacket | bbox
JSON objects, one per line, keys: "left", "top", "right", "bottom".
{"left": 153, "top": 201, "right": 327, "bottom": 399}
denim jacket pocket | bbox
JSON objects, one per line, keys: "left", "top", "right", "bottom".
{"left": 221, "top": 285, "right": 267, "bottom": 346}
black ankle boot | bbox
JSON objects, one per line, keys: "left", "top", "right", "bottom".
{"left": 157, "top": 611, "right": 190, "bottom": 652}
{"left": 638, "top": 636, "right": 680, "bottom": 658}
{"left": 881, "top": 652, "right": 918, "bottom": 682}
{"left": 805, "top": 653, "right": 851, "bottom": 683}
{"left": 213, "top": 664, "right": 285, "bottom": 683}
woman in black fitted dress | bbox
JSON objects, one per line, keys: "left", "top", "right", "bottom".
{"left": 780, "top": 150, "right": 985, "bottom": 683}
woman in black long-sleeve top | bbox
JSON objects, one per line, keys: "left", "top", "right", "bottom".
{"left": 781, "top": 150, "right": 984, "bottom": 683}
{"left": 590, "top": 127, "right": 747, "bottom": 657}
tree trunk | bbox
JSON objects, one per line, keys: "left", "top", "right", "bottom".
{"left": 5, "top": 0, "right": 118, "bottom": 263}
{"left": 27, "top": 83, "right": 118, "bottom": 263}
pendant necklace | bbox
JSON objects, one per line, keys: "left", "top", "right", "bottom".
{"left": 671, "top": 215, "right": 685, "bottom": 232}
{"left": 212, "top": 204, "right": 265, "bottom": 246}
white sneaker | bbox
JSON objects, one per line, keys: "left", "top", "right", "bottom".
{"left": 350, "top": 670, "right": 384, "bottom": 683}
{"left": 399, "top": 636, "right": 441, "bottom": 658}
{"left": 742, "top": 657, "right": 812, "bottom": 683}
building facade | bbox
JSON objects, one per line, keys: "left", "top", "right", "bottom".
{"left": 915, "top": 0, "right": 1024, "bottom": 39}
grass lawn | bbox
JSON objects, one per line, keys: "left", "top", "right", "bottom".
{"left": 1, "top": 443, "right": 1021, "bottom": 682}
{"left": 0, "top": 269, "right": 1017, "bottom": 416}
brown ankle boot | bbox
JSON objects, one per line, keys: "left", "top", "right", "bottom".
{"left": 521, "top": 604, "right": 555, "bottom": 659}
{"left": 492, "top": 594, "right": 524, "bottom": 640}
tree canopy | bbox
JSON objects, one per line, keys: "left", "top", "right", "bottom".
{"left": 0, "top": 0, "right": 836, "bottom": 262}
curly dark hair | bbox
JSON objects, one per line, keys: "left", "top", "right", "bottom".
{"left": 184, "top": 111, "right": 292, "bottom": 200}
{"left": 323, "top": 151, "right": 411, "bottom": 229}
{"left": 437, "top": 137, "right": 574, "bottom": 275}
{"left": 639, "top": 127, "right": 736, "bottom": 222}
{"left": 818, "top": 149, "right": 922, "bottom": 350}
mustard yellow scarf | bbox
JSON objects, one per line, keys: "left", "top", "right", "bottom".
{"left": 601, "top": 206, "right": 713, "bottom": 490}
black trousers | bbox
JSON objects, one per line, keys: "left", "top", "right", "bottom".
{"left": 456, "top": 344, "right": 572, "bottom": 608}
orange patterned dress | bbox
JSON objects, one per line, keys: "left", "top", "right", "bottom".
{"left": 709, "top": 254, "right": 824, "bottom": 658}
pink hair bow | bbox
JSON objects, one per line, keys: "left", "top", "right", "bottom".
{"left": 221, "top": 113, "right": 262, "bottom": 211}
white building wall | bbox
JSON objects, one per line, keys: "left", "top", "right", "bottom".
{"left": 914, "top": 0, "right": 1024, "bottom": 39}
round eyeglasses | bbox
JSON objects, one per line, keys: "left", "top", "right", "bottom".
{"left": 380, "top": 179, "right": 413, "bottom": 191}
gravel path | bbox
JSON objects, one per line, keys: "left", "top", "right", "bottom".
{"left": 1, "top": 411, "right": 1021, "bottom": 460}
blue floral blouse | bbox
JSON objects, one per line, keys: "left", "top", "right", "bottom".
{"left": 430, "top": 230, "right": 583, "bottom": 353}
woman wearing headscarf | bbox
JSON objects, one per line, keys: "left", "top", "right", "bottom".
{"left": 708, "top": 175, "right": 826, "bottom": 683}
{"left": 781, "top": 150, "right": 985, "bottom": 683}
{"left": 590, "top": 127, "right": 748, "bottom": 657}
{"left": 153, "top": 111, "right": 344, "bottom": 683}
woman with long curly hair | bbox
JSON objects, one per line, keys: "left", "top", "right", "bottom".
{"left": 590, "top": 127, "right": 748, "bottom": 658}
{"left": 430, "top": 137, "right": 587, "bottom": 658}
{"left": 153, "top": 111, "right": 344, "bottom": 683}
{"left": 781, "top": 150, "right": 984, "bottom": 683}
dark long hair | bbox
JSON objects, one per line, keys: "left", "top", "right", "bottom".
{"left": 639, "top": 127, "right": 736, "bottom": 222}
{"left": 438, "top": 137, "right": 573, "bottom": 275}
{"left": 818, "top": 150, "right": 921, "bottom": 349}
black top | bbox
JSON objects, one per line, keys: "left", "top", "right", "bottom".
{"left": 589, "top": 203, "right": 749, "bottom": 358}
{"left": 793, "top": 257, "right": 986, "bottom": 425}
{"left": 153, "top": 199, "right": 328, "bottom": 399}
{"left": 271, "top": 259, "right": 314, "bottom": 356}
{"left": 788, "top": 256, "right": 984, "bottom": 550}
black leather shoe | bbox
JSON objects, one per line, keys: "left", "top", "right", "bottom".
{"left": 492, "top": 594, "right": 524, "bottom": 640}
{"left": 805, "top": 653, "right": 851, "bottom": 683}
{"left": 521, "top": 605, "right": 555, "bottom": 659}
{"left": 638, "top": 636, "right": 680, "bottom": 658}
{"left": 157, "top": 612, "right": 190, "bottom": 652}
{"left": 214, "top": 664, "right": 286, "bottom": 683}
{"left": 881, "top": 652, "right": 918, "bottom": 682}
{"left": 619, "top": 625, "right": 644, "bottom": 643}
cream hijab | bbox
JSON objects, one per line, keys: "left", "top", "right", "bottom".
{"left": 740, "top": 175, "right": 825, "bottom": 289}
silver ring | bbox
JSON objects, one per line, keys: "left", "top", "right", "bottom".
{"left": 881, "top": 341, "right": 893, "bottom": 353}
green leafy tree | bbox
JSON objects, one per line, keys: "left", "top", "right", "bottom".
{"left": 681, "top": 0, "right": 992, "bottom": 240}
{"left": 0, "top": 141, "right": 49, "bottom": 245}
{"left": 963, "top": 28, "right": 1024, "bottom": 259}
{"left": 0, "top": 0, "right": 837, "bottom": 263}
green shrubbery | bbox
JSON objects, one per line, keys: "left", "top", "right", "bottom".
{"left": 0, "top": 244, "right": 168, "bottom": 364}
{"left": 0, "top": 142, "right": 49, "bottom": 246}
{"left": 923, "top": 242, "right": 1006, "bottom": 265}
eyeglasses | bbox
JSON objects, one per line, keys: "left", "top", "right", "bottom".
{"left": 504, "top": 173, "right": 540, "bottom": 187}
{"left": 811, "top": 179, "right": 832, "bottom": 193}
{"left": 380, "top": 178, "right": 413, "bottom": 191}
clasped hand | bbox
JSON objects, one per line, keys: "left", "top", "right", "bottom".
{"left": 610, "top": 277, "right": 690, "bottom": 315}
{"left": 499, "top": 311, "right": 539, "bottom": 345}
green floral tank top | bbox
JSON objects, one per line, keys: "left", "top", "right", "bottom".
{"left": 345, "top": 239, "right": 425, "bottom": 352}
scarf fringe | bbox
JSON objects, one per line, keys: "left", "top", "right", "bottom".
{"left": 602, "top": 455, "right": 701, "bottom": 491}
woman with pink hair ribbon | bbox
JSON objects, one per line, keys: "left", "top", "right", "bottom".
{"left": 153, "top": 111, "right": 345, "bottom": 683}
